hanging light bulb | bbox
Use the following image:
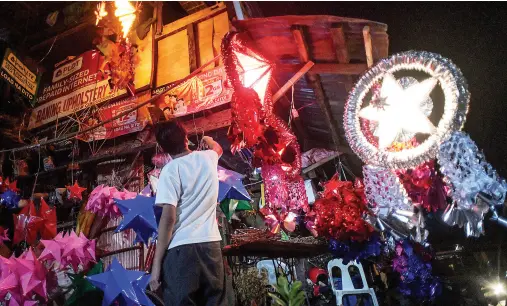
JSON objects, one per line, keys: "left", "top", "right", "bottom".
{"left": 114, "top": 0, "right": 137, "bottom": 40}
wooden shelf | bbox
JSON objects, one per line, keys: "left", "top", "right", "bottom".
{"left": 223, "top": 240, "right": 328, "bottom": 258}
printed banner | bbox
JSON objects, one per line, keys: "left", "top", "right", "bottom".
{"left": 28, "top": 50, "right": 126, "bottom": 130}
{"left": 77, "top": 91, "right": 152, "bottom": 142}
{"left": 0, "top": 48, "right": 41, "bottom": 103}
{"left": 152, "top": 66, "right": 232, "bottom": 118}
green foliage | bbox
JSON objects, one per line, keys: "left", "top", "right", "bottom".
{"left": 268, "top": 275, "right": 306, "bottom": 306}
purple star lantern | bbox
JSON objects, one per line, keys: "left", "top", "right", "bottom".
{"left": 86, "top": 258, "right": 154, "bottom": 306}
{"left": 218, "top": 166, "right": 251, "bottom": 202}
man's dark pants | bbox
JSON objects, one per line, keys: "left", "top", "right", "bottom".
{"left": 162, "top": 241, "right": 226, "bottom": 306}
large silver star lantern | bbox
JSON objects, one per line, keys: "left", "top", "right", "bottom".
{"left": 359, "top": 73, "right": 438, "bottom": 149}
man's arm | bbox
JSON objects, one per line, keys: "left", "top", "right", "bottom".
{"left": 202, "top": 136, "right": 223, "bottom": 157}
{"left": 149, "top": 204, "right": 177, "bottom": 290}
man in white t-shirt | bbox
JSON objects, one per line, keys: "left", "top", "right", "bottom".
{"left": 149, "top": 120, "right": 225, "bottom": 306}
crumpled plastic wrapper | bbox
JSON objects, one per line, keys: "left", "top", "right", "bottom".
{"left": 363, "top": 165, "right": 428, "bottom": 244}
{"left": 438, "top": 131, "right": 507, "bottom": 236}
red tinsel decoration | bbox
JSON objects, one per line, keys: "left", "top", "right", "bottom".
{"left": 313, "top": 175, "right": 373, "bottom": 242}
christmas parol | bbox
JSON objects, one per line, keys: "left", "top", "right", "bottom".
{"left": 344, "top": 51, "right": 470, "bottom": 170}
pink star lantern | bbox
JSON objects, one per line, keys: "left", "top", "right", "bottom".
{"left": 0, "top": 256, "right": 18, "bottom": 300}
{"left": 13, "top": 249, "right": 47, "bottom": 300}
{"left": 66, "top": 181, "right": 87, "bottom": 201}
{"left": 86, "top": 185, "right": 125, "bottom": 218}
{"left": 79, "top": 232, "right": 96, "bottom": 263}
{"left": 54, "top": 231, "right": 96, "bottom": 272}
{"left": 38, "top": 239, "right": 62, "bottom": 265}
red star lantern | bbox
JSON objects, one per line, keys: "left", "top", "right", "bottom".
{"left": 13, "top": 201, "right": 44, "bottom": 245}
{"left": 66, "top": 181, "right": 87, "bottom": 201}
{"left": 8, "top": 180, "right": 20, "bottom": 193}
{"left": 39, "top": 198, "right": 56, "bottom": 240}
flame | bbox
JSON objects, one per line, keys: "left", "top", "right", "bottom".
{"left": 95, "top": 1, "right": 108, "bottom": 25}
{"left": 114, "top": 0, "right": 137, "bottom": 40}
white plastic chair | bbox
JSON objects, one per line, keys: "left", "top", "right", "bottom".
{"left": 327, "top": 259, "right": 379, "bottom": 306}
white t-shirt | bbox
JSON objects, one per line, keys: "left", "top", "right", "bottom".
{"left": 155, "top": 150, "right": 222, "bottom": 249}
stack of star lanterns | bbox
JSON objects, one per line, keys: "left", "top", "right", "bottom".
{"left": 342, "top": 51, "right": 507, "bottom": 300}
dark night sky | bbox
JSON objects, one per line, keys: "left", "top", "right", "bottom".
{"left": 257, "top": 2, "right": 507, "bottom": 176}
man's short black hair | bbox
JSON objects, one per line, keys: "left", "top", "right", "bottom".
{"left": 154, "top": 120, "right": 188, "bottom": 155}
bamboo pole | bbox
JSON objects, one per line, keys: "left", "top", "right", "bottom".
{"left": 362, "top": 26, "right": 374, "bottom": 68}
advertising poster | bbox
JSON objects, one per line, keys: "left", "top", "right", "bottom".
{"left": 77, "top": 91, "right": 151, "bottom": 142}
{"left": 0, "top": 48, "right": 41, "bottom": 104}
{"left": 152, "top": 66, "right": 233, "bottom": 118}
{"left": 28, "top": 50, "right": 126, "bottom": 129}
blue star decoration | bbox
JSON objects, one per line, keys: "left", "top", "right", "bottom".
{"left": 86, "top": 258, "right": 154, "bottom": 306}
{"left": 114, "top": 195, "right": 159, "bottom": 244}
{"left": 217, "top": 166, "right": 252, "bottom": 202}
{"left": 0, "top": 189, "right": 21, "bottom": 209}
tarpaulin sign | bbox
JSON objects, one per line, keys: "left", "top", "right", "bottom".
{"left": 0, "top": 48, "right": 41, "bottom": 104}
{"left": 152, "top": 66, "right": 232, "bottom": 118}
{"left": 28, "top": 50, "right": 126, "bottom": 129}
{"left": 77, "top": 91, "right": 152, "bottom": 142}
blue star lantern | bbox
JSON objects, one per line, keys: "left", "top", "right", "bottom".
{"left": 217, "top": 166, "right": 251, "bottom": 202}
{"left": 114, "top": 195, "right": 159, "bottom": 244}
{"left": 0, "top": 189, "right": 21, "bottom": 209}
{"left": 86, "top": 258, "right": 154, "bottom": 306}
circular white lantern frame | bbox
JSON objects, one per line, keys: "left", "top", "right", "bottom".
{"left": 343, "top": 51, "right": 470, "bottom": 169}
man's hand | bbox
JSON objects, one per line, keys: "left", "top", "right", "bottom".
{"left": 201, "top": 136, "right": 223, "bottom": 157}
{"left": 149, "top": 269, "right": 161, "bottom": 291}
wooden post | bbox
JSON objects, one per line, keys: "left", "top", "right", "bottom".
{"left": 362, "top": 26, "right": 374, "bottom": 68}
{"left": 272, "top": 61, "right": 314, "bottom": 103}
{"left": 187, "top": 24, "right": 198, "bottom": 72}
{"left": 330, "top": 23, "right": 350, "bottom": 64}
{"left": 291, "top": 25, "right": 344, "bottom": 151}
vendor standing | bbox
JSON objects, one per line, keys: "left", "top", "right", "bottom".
{"left": 149, "top": 120, "right": 226, "bottom": 306}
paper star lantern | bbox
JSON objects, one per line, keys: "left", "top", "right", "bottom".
{"left": 67, "top": 181, "right": 87, "bottom": 201}
{"left": 14, "top": 249, "right": 48, "bottom": 300}
{"left": 39, "top": 198, "right": 57, "bottom": 240}
{"left": 38, "top": 239, "right": 62, "bottom": 264}
{"left": 220, "top": 199, "right": 252, "bottom": 221}
{"left": 86, "top": 258, "right": 155, "bottom": 306}
{"left": 218, "top": 166, "right": 251, "bottom": 202}
{"left": 65, "top": 261, "right": 104, "bottom": 306}
{"left": 114, "top": 195, "right": 158, "bottom": 244}
{"left": 1, "top": 189, "right": 21, "bottom": 209}
{"left": 13, "top": 201, "right": 44, "bottom": 245}
{"left": 359, "top": 73, "right": 437, "bottom": 149}
{"left": 56, "top": 231, "right": 95, "bottom": 272}
{"left": 8, "top": 180, "right": 20, "bottom": 193}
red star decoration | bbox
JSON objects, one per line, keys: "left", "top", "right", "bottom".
{"left": 13, "top": 201, "right": 44, "bottom": 245}
{"left": 8, "top": 180, "right": 20, "bottom": 193}
{"left": 66, "top": 181, "right": 87, "bottom": 201}
{"left": 39, "top": 198, "right": 57, "bottom": 240}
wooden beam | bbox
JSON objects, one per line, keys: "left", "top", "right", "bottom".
{"left": 272, "top": 61, "right": 314, "bottom": 103}
{"left": 290, "top": 25, "right": 311, "bottom": 63}
{"left": 187, "top": 24, "right": 198, "bottom": 72}
{"left": 181, "top": 109, "right": 232, "bottom": 135}
{"left": 330, "top": 23, "right": 350, "bottom": 63}
{"left": 278, "top": 63, "right": 367, "bottom": 75}
{"left": 290, "top": 24, "right": 345, "bottom": 151}
{"left": 362, "top": 26, "right": 374, "bottom": 68}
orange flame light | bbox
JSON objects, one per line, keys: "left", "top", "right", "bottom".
{"left": 95, "top": 1, "right": 108, "bottom": 25}
{"left": 114, "top": 0, "right": 137, "bottom": 40}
